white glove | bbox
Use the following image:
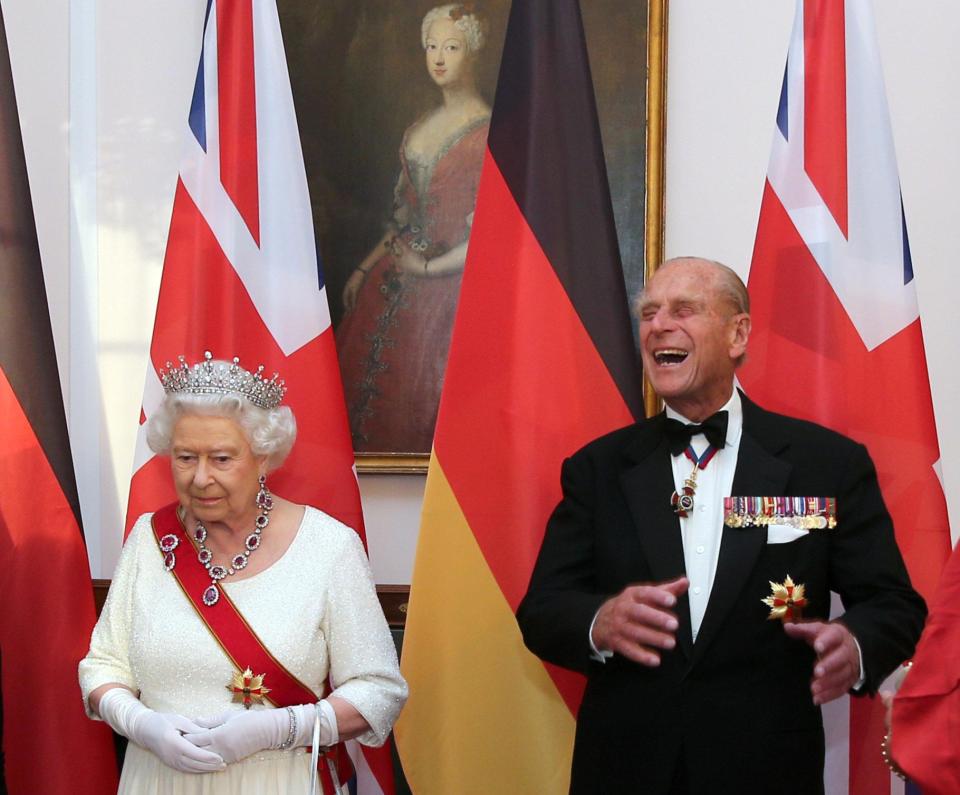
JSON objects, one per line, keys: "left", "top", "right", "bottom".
{"left": 186, "top": 700, "right": 339, "bottom": 765}
{"left": 97, "top": 688, "right": 226, "bottom": 773}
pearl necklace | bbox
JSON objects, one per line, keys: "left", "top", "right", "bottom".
{"left": 194, "top": 486, "right": 273, "bottom": 607}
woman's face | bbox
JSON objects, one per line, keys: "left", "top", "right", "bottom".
{"left": 424, "top": 17, "right": 471, "bottom": 88}
{"left": 170, "top": 413, "right": 267, "bottom": 528}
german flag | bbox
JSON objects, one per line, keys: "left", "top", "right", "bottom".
{"left": 0, "top": 8, "right": 117, "bottom": 793}
{"left": 395, "top": 1, "right": 642, "bottom": 790}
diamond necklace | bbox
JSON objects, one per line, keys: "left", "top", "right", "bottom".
{"left": 194, "top": 484, "right": 273, "bottom": 607}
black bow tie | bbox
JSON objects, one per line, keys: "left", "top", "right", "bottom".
{"left": 663, "top": 411, "right": 728, "bottom": 455}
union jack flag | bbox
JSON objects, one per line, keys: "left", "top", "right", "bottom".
{"left": 126, "top": 1, "right": 395, "bottom": 792}
{"left": 740, "top": 2, "right": 950, "bottom": 794}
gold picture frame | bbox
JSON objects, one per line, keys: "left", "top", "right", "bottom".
{"left": 645, "top": 0, "right": 668, "bottom": 419}
{"left": 281, "top": 0, "right": 667, "bottom": 472}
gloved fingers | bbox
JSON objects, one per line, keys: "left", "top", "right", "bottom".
{"left": 189, "top": 738, "right": 244, "bottom": 766}
{"left": 182, "top": 722, "right": 260, "bottom": 765}
{"left": 175, "top": 754, "right": 227, "bottom": 774}
{"left": 174, "top": 751, "right": 228, "bottom": 774}
{"left": 163, "top": 713, "right": 207, "bottom": 735}
{"left": 193, "top": 711, "right": 233, "bottom": 729}
{"left": 168, "top": 733, "right": 227, "bottom": 771}
{"left": 181, "top": 730, "right": 215, "bottom": 749}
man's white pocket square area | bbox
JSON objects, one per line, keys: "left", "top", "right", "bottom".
{"left": 766, "top": 524, "right": 809, "bottom": 544}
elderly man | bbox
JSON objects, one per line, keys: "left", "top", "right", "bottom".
{"left": 517, "top": 257, "right": 925, "bottom": 794}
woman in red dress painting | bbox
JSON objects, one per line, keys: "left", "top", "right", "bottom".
{"left": 336, "top": 4, "right": 489, "bottom": 454}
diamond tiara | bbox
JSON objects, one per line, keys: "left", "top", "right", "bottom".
{"left": 159, "top": 351, "right": 287, "bottom": 410}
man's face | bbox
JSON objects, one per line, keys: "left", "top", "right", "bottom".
{"left": 637, "top": 260, "right": 750, "bottom": 419}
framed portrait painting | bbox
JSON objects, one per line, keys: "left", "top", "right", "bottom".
{"left": 279, "top": 0, "right": 667, "bottom": 470}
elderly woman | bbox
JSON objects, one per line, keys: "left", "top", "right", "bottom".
{"left": 79, "top": 352, "right": 407, "bottom": 792}
{"left": 336, "top": 3, "right": 490, "bottom": 453}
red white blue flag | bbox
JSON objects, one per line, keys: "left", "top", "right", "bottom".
{"left": 739, "top": 2, "right": 951, "bottom": 794}
{"left": 126, "top": 1, "right": 394, "bottom": 792}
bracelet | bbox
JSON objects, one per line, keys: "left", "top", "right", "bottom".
{"left": 880, "top": 731, "right": 906, "bottom": 780}
{"left": 276, "top": 706, "right": 297, "bottom": 751}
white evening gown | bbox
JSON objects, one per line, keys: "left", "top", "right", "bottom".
{"left": 79, "top": 507, "right": 406, "bottom": 794}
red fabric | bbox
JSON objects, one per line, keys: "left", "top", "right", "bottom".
{"left": 743, "top": 181, "right": 950, "bottom": 795}
{"left": 216, "top": 0, "right": 259, "bottom": 244}
{"left": 336, "top": 121, "right": 488, "bottom": 453}
{"left": 744, "top": 181, "right": 949, "bottom": 600}
{"left": 803, "top": 0, "right": 848, "bottom": 237}
{"left": 0, "top": 367, "right": 118, "bottom": 793}
{"left": 892, "top": 542, "right": 960, "bottom": 795}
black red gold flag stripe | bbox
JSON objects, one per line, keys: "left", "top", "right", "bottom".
{"left": 396, "top": 1, "right": 640, "bottom": 791}
{"left": 487, "top": 6, "right": 642, "bottom": 416}
{"left": 0, "top": 8, "right": 117, "bottom": 793}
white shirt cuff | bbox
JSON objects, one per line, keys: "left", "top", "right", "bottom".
{"left": 851, "top": 635, "right": 866, "bottom": 691}
{"left": 588, "top": 609, "right": 613, "bottom": 663}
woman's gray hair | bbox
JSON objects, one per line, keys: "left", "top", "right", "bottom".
{"left": 421, "top": 4, "right": 486, "bottom": 53}
{"left": 146, "top": 393, "right": 297, "bottom": 472}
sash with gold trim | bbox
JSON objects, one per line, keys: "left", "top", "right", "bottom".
{"left": 151, "top": 502, "right": 351, "bottom": 791}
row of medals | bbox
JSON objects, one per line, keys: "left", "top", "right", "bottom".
{"left": 724, "top": 512, "right": 837, "bottom": 529}
{"left": 723, "top": 496, "right": 837, "bottom": 529}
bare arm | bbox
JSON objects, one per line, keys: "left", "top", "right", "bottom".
{"left": 342, "top": 231, "right": 393, "bottom": 312}
{"left": 326, "top": 695, "right": 372, "bottom": 741}
{"left": 392, "top": 237, "right": 469, "bottom": 276}
{"left": 425, "top": 239, "right": 469, "bottom": 275}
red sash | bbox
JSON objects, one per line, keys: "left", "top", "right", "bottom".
{"left": 151, "top": 502, "right": 352, "bottom": 790}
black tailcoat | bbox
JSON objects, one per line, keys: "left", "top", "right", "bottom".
{"left": 517, "top": 394, "right": 926, "bottom": 795}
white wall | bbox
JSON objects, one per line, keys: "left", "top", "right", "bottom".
{"left": 91, "top": 0, "right": 207, "bottom": 575}
{"left": 5, "top": 1, "right": 957, "bottom": 582}
{"left": 3, "top": 0, "right": 69, "bottom": 391}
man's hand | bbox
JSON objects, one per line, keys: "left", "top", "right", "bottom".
{"left": 592, "top": 577, "right": 689, "bottom": 666}
{"left": 783, "top": 620, "right": 861, "bottom": 705}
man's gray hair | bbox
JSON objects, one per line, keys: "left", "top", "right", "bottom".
{"left": 146, "top": 393, "right": 297, "bottom": 472}
{"left": 708, "top": 259, "right": 750, "bottom": 316}
{"left": 634, "top": 257, "right": 749, "bottom": 316}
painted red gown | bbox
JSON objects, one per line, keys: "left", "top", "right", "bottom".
{"left": 337, "top": 114, "right": 489, "bottom": 453}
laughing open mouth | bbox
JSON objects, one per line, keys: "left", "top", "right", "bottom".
{"left": 653, "top": 348, "right": 689, "bottom": 366}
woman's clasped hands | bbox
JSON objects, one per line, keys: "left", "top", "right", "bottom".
{"left": 96, "top": 689, "right": 226, "bottom": 774}
{"left": 184, "top": 702, "right": 339, "bottom": 766}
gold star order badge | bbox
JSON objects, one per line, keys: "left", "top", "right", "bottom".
{"left": 226, "top": 667, "right": 271, "bottom": 709}
{"left": 762, "top": 575, "right": 808, "bottom": 623}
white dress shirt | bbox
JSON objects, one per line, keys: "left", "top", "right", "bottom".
{"left": 666, "top": 390, "right": 742, "bottom": 640}
{"left": 589, "top": 392, "right": 741, "bottom": 658}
